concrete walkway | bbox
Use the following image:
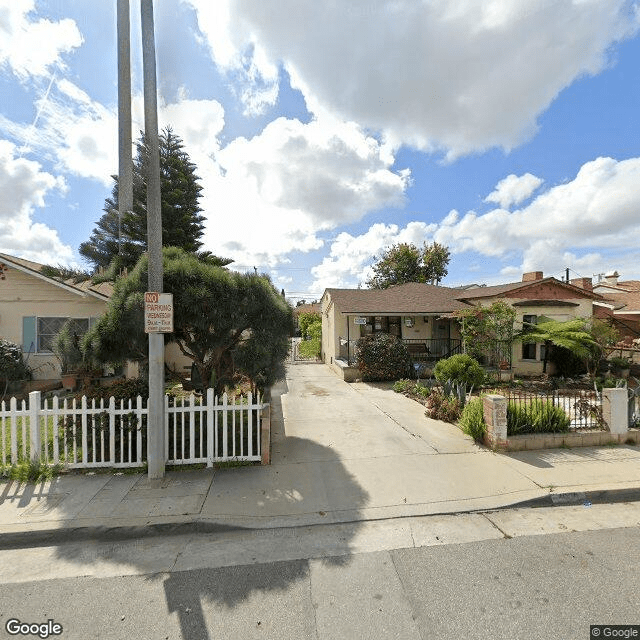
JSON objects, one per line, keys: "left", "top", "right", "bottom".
{"left": 2, "top": 362, "right": 640, "bottom": 547}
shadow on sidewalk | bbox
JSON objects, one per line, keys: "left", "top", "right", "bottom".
{"left": 44, "top": 437, "right": 369, "bottom": 640}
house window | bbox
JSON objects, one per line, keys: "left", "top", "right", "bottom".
{"left": 521, "top": 314, "right": 537, "bottom": 360}
{"left": 35, "top": 317, "right": 90, "bottom": 353}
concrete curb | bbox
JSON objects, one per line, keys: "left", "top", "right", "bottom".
{"left": 2, "top": 486, "right": 639, "bottom": 551}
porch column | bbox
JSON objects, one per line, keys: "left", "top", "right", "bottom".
{"left": 347, "top": 315, "right": 351, "bottom": 366}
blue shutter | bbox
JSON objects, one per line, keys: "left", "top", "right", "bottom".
{"left": 22, "top": 317, "right": 36, "bottom": 354}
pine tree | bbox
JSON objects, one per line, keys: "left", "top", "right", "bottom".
{"left": 80, "top": 127, "right": 222, "bottom": 272}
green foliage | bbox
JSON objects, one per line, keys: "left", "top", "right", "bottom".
{"left": 52, "top": 320, "right": 96, "bottom": 373}
{"left": 587, "top": 319, "right": 619, "bottom": 376}
{"left": 40, "top": 264, "right": 91, "bottom": 283}
{"left": 458, "top": 396, "right": 486, "bottom": 441}
{"left": 517, "top": 316, "right": 597, "bottom": 374}
{"left": 507, "top": 399, "right": 571, "bottom": 435}
{"left": 75, "top": 378, "right": 149, "bottom": 402}
{"left": 356, "top": 333, "right": 412, "bottom": 381}
{"left": 80, "top": 127, "right": 227, "bottom": 272}
{"left": 456, "top": 301, "right": 516, "bottom": 364}
{"left": 366, "top": 242, "right": 450, "bottom": 289}
{"left": 0, "top": 340, "right": 31, "bottom": 382}
{"left": 434, "top": 354, "right": 485, "bottom": 387}
{"left": 84, "top": 248, "right": 294, "bottom": 395}
{"left": 299, "top": 312, "right": 321, "bottom": 339}
{"left": 393, "top": 378, "right": 431, "bottom": 398}
{"left": 549, "top": 345, "right": 586, "bottom": 377}
{"left": 1, "top": 460, "right": 63, "bottom": 482}
{"left": 608, "top": 356, "right": 631, "bottom": 368}
{"left": 425, "top": 389, "right": 461, "bottom": 422}
{"left": 392, "top": 378, "right": 413, "bottom": 393}
{"left": 298, "top": 339, "right": 321, "bottom": 359}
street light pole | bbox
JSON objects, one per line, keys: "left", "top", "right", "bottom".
{"left": 140, "top": 0, "right": 165, "bottom": 479}
{"left": 117, "top": 0, "right": 132, "bottom": 256}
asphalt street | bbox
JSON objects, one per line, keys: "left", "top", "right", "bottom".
{"left": 0, "top": 507, "right": 638, "bottom": 640}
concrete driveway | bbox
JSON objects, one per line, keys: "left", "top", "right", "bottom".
{"left": 265, "top": 363, "right": 543, "bottom": 523}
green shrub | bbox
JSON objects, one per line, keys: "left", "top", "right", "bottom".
{"left": 434, "top": 354, "right": 484, "bottom": 388}
{"left": 307, "top": 319, "right": 322, "bottom": 341}
{"left": 425, "top": 389, "right": 461, "bottom": 422}
{"left": 298, "top": 338, "right": 321, "bottom": 359}
{"left": 0, "top": 339, "right": 31, "bottom": 382}
{"left": 458, "top": 396, "right": 486, "bottom": 441}
{"left": 393, "top": 378, "right": 413, "bottom": 393}
{"left": 356, "top": 334, "right": 411, "bottom": 381}
{"left": 507, "top": 399, "right": 571, "bottom": 435}
{"left": 299, "top": 312, "right": 321, "bottom": 339}
{"left": 75, "top": 378, "right": 149, "bottom": 402}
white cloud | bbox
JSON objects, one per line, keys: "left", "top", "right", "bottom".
{"left": 310, "top": 221, "right": 437, "bottom": 291}
{"left": 0, "top": 139, "right": 74, "bottom": 263}
{"left": 157, "top": 105, "right": 410, "bottom": 266}
{"left": 1, "top": 82, "right": 409, "bottom": 267}
{"left": 0, "top": 1, "right": 83, "bottom": 79}
{"left": 186, "top": 0, "right": 639, "bottom": 156}
{"left": 484, "top": 173, "right": 543, "bottom": 209}
{"left": 435, "top": 156, "right": 640, "bottom": 278}
{"left": 0, "top": 79, "right": 117, "bottom": 185}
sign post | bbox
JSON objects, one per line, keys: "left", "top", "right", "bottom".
{"left": 144, "top": 292, "right": 174, "bottom": 333}
{"left": 141, "top": 0, "right": 165, "bottom": 479}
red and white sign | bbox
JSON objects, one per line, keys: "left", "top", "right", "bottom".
{"left": 144, "top": 292, "right": 174, "bottom": 333}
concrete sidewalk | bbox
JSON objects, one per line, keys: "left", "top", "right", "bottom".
{"left": 2, "top": 362, "right": 640, "bottom": 548}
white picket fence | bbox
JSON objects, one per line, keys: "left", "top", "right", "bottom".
{"left": 0, "top": 389, "right": 267, "bottom": 469}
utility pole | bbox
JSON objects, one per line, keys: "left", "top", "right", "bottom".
{"left": 117, "top": 0, "right": 133, "bottom": 256}
{"left": 140, "top": 0, "right": 165, "bottom": 479}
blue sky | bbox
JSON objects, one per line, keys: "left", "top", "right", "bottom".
{"left": 2, "top": 1, "right": 640, "bottom": 302}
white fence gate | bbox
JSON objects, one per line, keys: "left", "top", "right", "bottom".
{"left": 0, "top": 389, "right": 267, "bottom": 469}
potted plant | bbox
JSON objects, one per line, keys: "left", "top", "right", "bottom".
{"left": 608, "top": 356, "right": 631, "bottom": 378}
{"left": 53, "top": 321, "right": 98, "bottom": 391}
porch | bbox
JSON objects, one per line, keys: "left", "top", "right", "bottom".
{"left": 338, "top": 337, "right": 462, "bottom": 367}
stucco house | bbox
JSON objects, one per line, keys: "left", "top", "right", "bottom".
{"left": 321, "top": 271, "right": 603, "bottom": 380}
{"left": 0, "top": 253, "right": 189, "bottom": 382}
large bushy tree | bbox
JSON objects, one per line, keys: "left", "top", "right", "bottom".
{"left": 82, "top": 248, "right": 293, "bottom": 395}
{"left": 366, "top": 242, "right": 450, "bottom": 289}
{"left": 80, "top": 127, "right": 218, "bottom": 272}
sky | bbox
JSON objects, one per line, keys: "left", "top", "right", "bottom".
{"left": 1, "top": 0, "right": 640, "bottom": 302}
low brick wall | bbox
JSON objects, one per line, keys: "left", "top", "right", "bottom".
{"left": 505, "top": 428, "right": 640, "bottom": 452}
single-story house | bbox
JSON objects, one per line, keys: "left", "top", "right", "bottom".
{"left": 321, "top": 271, "right": 603, "bottom": 380}
{"left": 0, "top": 253, "right": 189, "bottom": 382}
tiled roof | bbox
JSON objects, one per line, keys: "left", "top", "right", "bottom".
{"left": 600, "top": 291, "right": 640, "bottom": 312}
{"left": 455, "top": 277, "right": 602, "bottom": 301}
{"left": 325, "top": 282, "right": 472, "bottom": 314}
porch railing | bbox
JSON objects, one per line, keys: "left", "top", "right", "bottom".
{"left": 338, "top": 337, "right": 461, "bottom": 364}
{"left": 402, "top": 338, "right": 462, "bottom": 361}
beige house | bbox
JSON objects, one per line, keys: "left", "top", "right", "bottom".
{"left": 0, "top": 253, "right": 189, "bottom": 381}
{"left": 321, "top": 272, "right": 602, "bottom": 380}
{"left": 321, "top": 282, "right": 470, "bottom": 380}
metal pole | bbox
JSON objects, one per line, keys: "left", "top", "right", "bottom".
{"left": 117, "top": 0, "right": 133, "bottom": 256}
{"left": 141, "top": 0, "right": 165, "bottom": 479}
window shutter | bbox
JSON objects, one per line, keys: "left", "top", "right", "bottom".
{"left": 22, "top": 316, "right": 36, "bottom": 353}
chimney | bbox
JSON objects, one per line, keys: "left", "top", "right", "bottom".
{"left": 604, "top": 270, "right": 620, "bottom": 286}
{"left": 570, "top": 277, "right": 593, "bottom": 292}
{"left": 522, "top": 271, "right": 543, "bottom": 282}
